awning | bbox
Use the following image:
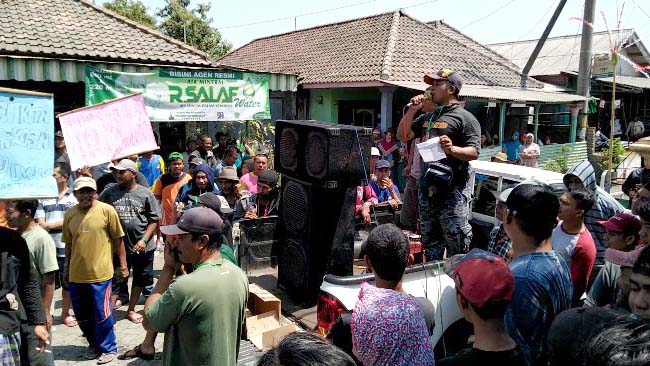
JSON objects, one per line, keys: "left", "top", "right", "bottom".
{"left": 383, "top": 80, "right": 588, "bottom": 104}
{"left": 596, "top": 75, "right": 650, "bottom": 91}
{"left": 0, "top": 56, "right": 298, "bottom": 92}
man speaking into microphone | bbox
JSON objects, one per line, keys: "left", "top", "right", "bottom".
{"left": 396, "top": 69, "right": 481, "bottom": 261}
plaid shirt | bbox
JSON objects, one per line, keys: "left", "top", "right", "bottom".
{"left": 487, "top": 224, "right": 511, "bottom": 261}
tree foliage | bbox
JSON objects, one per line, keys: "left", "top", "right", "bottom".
{"left": 103, "top": 0, "right": 157, "bottom": 29}
{"left": 157, "top": 0, "right": 232, "bottom": 59}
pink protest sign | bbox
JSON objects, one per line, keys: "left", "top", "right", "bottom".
{"left": 58, "top": 94, "right": 158, "bottom": 170}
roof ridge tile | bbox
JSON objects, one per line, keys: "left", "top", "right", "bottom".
{"left": 380, "top": 10, "right": 401, "bottom": 80}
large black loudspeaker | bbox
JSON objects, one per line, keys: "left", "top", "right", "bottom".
{"left": 277, "top": 176, "right": 357, "bottom": 304}
{"left": 275, "top": 120, "right": 372, "bottom": 188}
{"left": 275, "top": 120, "right": 371, "bottom": 304}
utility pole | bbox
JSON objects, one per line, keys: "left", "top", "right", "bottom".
{"left": 520, "top": 0, "right": 568, "bottom": 87}
{"left": 576, "top": 0, "right": 596, "bottom": 142}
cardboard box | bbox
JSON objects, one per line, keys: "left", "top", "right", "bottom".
{"left": 245, "top": 284, "right": 300, "bottom": 351}
{"left": 248, "top": 284, "right": 281, "bottom": 319}
{"left": 246, "top": 311, "right": 301, "bottom": 351}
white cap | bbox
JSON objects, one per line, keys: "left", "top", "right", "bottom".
{"left": 371, "top": 147, "right": 380, "bottom": 157}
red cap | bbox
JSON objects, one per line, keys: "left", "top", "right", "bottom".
{"left": 597, "top": 213, "right": 641, "bottom": 234}
{"left": 452, "top": 249, "right": 514, "bottom": 310}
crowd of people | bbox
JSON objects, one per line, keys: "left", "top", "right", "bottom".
{"left": 1, "top": 67, "right": 650, "bottom": 366}
{"left": 0, "top": 131, "right": 281, "bottom": 365}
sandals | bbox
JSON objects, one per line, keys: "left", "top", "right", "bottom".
{"left": 62, "top": 315, "right": 78, "bottom": 327}
{"left": 118, "top": 345, "right": 154, "bottom": 361}
{"left": 97, "top": 352, "right": 116, "bottom": 364}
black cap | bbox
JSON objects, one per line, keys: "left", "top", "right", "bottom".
{"left": 160, "top": 207, "right": 224, "bottom": 235}
{"left": 258, "top": 170, "right": 279, "bottom": 187}
{"left": 424, "top": 68, "right": 463, "bottom": 92}
{"left": 198, "top": 192, "right": 234, "bottom": 215}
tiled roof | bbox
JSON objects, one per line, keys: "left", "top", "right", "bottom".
{"left": 0, "top": 0, "right": 211, "bottom": 67}
{"left": 217, "top": 10, "right": 542, "bottom": 88}
{"left": 488, "top": 29, "right": 650, "bottom": 76}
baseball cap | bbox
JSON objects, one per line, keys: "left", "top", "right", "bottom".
{"left": 168, "top": 152, "right": 184, "bottom": 162}
{"left": 198, "top": 192, "right": 234, "bottom": 215}
{"left": 111, "top": 159, "right": 138, "bottom": 173}
{"left": 73, "top": 176, "right": 97, "bottom": 191}
{"left": 189, "top": 157, "right": 206, "bottom": 166}
{"left": 371, "top": 147, "right": 380, "bottom": 157}
{"left": 605, "top": 245, "right": 646, "bottom": 268}
{"left": 258, "top": 170, "right": 279, "bottom": 187}
{"left": 424, "top": 68, "right": 463, "bottom": 92}
{"left": 376, "top": 160, "right": 391, "bottom": 169}
{"left": 160, "top": 207, "right": 224, "bottom": 235}
{"left": 597, "top": 213, "right": 641, "bottom": 234}
{"left": 372, "top": 127, "right": 381, "bottom": 135}
{"left": 450, "top": 249, "right": 514, "bottom": 310}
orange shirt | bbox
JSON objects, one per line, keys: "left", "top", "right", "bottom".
{"left": 152, "top": 173, "right": 192, "bottom": 226}
{"left": 0, "top": 201, "right": 7, "bottom": 228}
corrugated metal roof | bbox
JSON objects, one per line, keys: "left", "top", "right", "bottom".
{"left": 0, "top": 56, "right": 299, "bottom": 92}
{"left": 597, "top": 75, "right": 650, "bottom": 90}
{"left": 488, "top": 29, "right": 650, "bottom": 76}
{"left": 384, "top": 80, "right": 586, "bottom": 103}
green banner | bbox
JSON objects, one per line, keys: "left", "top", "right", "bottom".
{"left": 85, "top": 66, "right": 270, "bottom": 121}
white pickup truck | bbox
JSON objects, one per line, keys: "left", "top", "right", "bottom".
{"left": 317, "top": 160, "right": 567, "bottom": 359}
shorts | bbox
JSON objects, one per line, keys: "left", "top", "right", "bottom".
{"left": 112, "top": 250, "right": 154, "bottom": 295}
{"left": 55, "top": 256, "right": 67, "bottom": 290}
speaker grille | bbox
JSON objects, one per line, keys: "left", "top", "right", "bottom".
{"left": 282, "top": 180, "right": 309, "bottom": 236}
{"left": 279, "top": 240, "right": 307, "bottom": 290}
{"left": 278, "top": 128, "right": 299, "bottom": 172}
{"left": 305, "top": 131, "right": 328, "bottom": 178}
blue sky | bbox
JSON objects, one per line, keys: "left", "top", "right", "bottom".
{"left": 97, "top": 0, "right": 650, "bottom": 54}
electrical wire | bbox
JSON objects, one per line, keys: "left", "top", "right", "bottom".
{"left": 460, "top": 0, "right": 518, "bottom": 30}
{"left": 219, "top": 0, "right": 378, "bottom": 29}
{"left": 219, "top": 0, "right": 441, "bottom": 30}
{"left": 506, "top": 0, "right": 559, "bottom": 60}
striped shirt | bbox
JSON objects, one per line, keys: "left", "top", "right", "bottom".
{"left": 35, "top": 188, "right": 77, "bottom": 257}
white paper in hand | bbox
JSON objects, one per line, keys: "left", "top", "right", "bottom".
{"left": 416, "top": 137, "right": 446, "bottom": 163}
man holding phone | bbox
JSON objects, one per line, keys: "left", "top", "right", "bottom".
{"left": 370, "top": 159, "right": 401, "bottom": 209}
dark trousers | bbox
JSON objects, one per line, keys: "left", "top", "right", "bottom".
{"left": 19, "top": 323, "right": 53, "bottom": 366}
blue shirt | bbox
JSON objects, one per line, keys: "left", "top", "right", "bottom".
{"left": 505, "top": 251, "right": 572, "bottom": 365}
{"left": 138, "top": 155, "right": 164, "bottom": 187}
{"left": 369, "top": 181, "right": 401, "bottom": 203}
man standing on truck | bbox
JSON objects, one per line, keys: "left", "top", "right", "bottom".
{"left": 397, "top": 69, "right": 481, "bottom": 260}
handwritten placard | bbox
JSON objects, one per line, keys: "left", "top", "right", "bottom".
{"left": 0, "top": 87, "right": 57, "bottom": 199}
{"left": 58, "top": 94, "right": 158, "bottom": 170}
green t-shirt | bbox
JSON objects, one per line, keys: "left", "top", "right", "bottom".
{"left": 22, "top": 225, "right": 59, "bottom": 288}
{"left": 145, "top": 260, "right": 249, "bottom": 366}
{"left": 220, "top": 245, "right": 237, "bottom": 266}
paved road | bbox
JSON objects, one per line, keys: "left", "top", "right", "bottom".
{"left": 51, "top": 250, "right": 262, "bottom": 365}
